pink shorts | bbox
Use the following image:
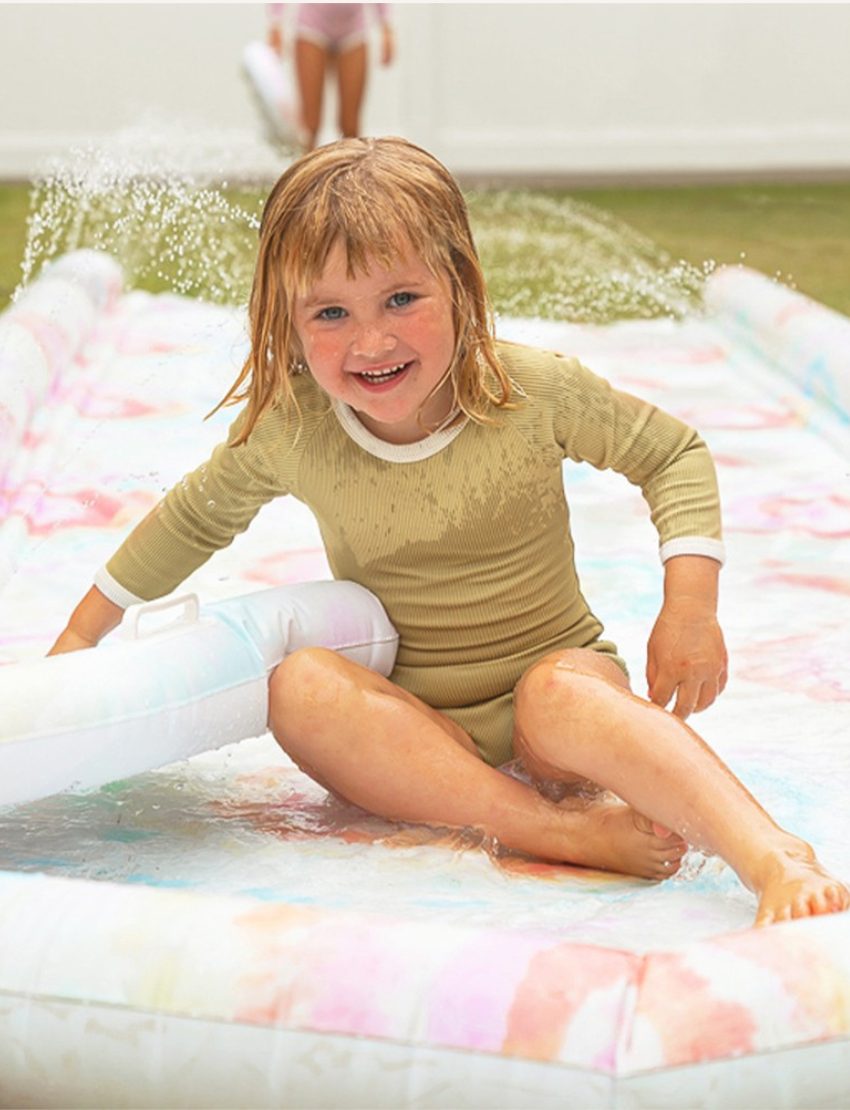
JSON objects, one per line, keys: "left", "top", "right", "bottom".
{"left": 296, "top": 4, "right": 371, "bottom": 53}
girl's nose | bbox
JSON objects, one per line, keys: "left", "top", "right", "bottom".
{"left": 351, "top": 322, "right": 396, "bottom": 359}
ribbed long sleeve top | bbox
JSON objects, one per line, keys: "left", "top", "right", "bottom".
{"left": 98, "top": 341, "right": 723, "bottom": 761}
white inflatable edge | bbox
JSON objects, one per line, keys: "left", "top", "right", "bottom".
{"left": 0, "top": 249, "right": 125, "bottom": 590}
{"left": 0, "top": 249, "right": 124, "bottom": 473}
{"left": 0, "top": 580, "right": 398, "bottom": 808}
{"left": 2, "top": 868, "right": 850, "bottom": 1108}
{"left": 705, "top": 264, "right": 850, "bottom": 428}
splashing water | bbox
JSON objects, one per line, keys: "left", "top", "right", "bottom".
{"left": 467, "top": 189, "right": 712, "bottom": 323}
{"left": 18, "top": 121, "right": 284, "bottom": 306}
{"left": 16, "top": 123, "right": 710, "bottom": 323}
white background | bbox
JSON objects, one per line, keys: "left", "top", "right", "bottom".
{"left": 1, "top": 2, "right": 849, "bottom": 181}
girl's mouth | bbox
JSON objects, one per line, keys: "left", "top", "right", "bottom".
{"left": 357, "top": 361, "right": 411, "bottom": 387}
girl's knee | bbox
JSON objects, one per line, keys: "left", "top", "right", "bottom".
{"left": 514, "top": 649, "right": 630, "bottom": 767}
{"left": 267, "top": 648, "right": 356, "bottom": 794}
{"left": 516, "top": 648, "right": 629, "bottom": 716}
{"left": 269, "top": 647, "right": 347, "bottom": 722}
{"left": 273, "top": 643, "right": 337, "bottom": 683}
{"left": 515, "top": 650, "right": 585, "bottom": 719}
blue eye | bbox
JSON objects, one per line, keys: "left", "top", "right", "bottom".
{"left": 318, "top": 305, "right": 346, "bottom": 321}
{"left": 389, "top": 291, "right": 415, "bottom": 308}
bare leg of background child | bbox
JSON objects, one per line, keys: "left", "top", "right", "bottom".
{"left": 294, "top": 38, "right": 327, "bottom": 152}
{"left": 268, "top": 647, "right": 849, "bottom": 925}
{"left": 294, "top": 40, "right": 368, "bottom": 152}
{"left": 335, "top": 43, "right": 367, "bottom": 138}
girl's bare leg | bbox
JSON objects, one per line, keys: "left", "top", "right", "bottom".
{"left": 268, "top": 648, "right": 686, "bottom": 880}
{"left": 335, "top": 43, "right": 367, "bottom": 138}
{"left": 294, "top": 38, "right": 327, "bottom": 151}
{"left": 513, "top": 649, "right": 850, "bottom": 926}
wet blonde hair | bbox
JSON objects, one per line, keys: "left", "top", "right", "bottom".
{"left": 215, "top": 136, "right": 513, "bottom": 444}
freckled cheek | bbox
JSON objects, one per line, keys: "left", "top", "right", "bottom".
{"left": 299, "top": 330, "right": 344, "bottom": 372}
{"left": 407, "top": 313, "right": 456, "bottom": 366}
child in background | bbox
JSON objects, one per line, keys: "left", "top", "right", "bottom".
{"left": 268, "top": 4, "right": 394, "bottom": 151}
{"left": 51, "top": 137, "right": 849, "bottom": 927}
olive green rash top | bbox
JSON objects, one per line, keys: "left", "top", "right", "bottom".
{"left": 97, "top": 341, "right": 724, "bottom": 760}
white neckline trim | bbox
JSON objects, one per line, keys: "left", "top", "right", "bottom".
{"left": 332, "top": 399, "right": 469, "bottom": 463}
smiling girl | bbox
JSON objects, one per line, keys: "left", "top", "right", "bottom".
{"left": 50, "top": 137, "right": 848, "bottom": 926}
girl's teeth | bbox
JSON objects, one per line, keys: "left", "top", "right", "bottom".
{"left": 360, "top": 364, "right": 406, "bottom": 383}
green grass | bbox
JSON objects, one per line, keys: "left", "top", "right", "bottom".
{"left": 2, "top": 178, "right": 849, "bottom": 321}
{"left": 569, "top": 182, "right": 850, "bottom": 318}
{"left": 0, "top": 184, "right": 32, "bottom": 306}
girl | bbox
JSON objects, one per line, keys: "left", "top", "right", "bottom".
{"left": 51, "top": 137, "right": 848, "bottom": 927}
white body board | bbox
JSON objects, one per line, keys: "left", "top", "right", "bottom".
{"left": 242, "top": 39, "right": 301, "bottom": 148}
{"left": 0, "top": 580, "right": 398, "bottom": 807}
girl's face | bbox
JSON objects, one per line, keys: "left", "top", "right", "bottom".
{"left": 292, "top": 239, "right": 457, "bottom": 444}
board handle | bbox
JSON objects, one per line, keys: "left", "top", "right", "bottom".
{"left": 120, "top": 594, "right": 201, "bottom": 641}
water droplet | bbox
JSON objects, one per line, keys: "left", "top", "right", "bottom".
{"left": 16, "top": 119, "right": 285, "bottom": 307}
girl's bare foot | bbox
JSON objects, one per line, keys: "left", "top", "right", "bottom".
{"left": 750, "top": 838, "right": 850, "bottom": 926}
{"left": 553, "top": 797, "right": 688, "bottom": 880}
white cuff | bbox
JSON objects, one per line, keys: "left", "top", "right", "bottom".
{"left": 659, "top": 536, "right": 726, "bottom": 567}
{"left": 94, "top": 565, "right": 146, "bottom": 609}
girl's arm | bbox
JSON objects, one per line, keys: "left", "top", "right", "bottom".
{"left": 646, "top": 553, "right": 728, "bottom": 720}
{"left": 543, "top": 351, "right": 727, "bottom": 719}
{"left": 268, "top": 3, "right": 284, "bottom": 54}
{"left": 48, "top": 585, "right": 125, "bottom": 655}
{"left": 376, "top": 6, "right": 395, "bottom": 66}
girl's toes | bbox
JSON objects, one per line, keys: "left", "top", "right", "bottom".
{"left": 659, "top": 855, "right": 681, "bottom": 879}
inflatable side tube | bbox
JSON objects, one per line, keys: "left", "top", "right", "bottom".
{"left": 0, "top": 248, "right": 124, "bottom": 482}
{"left": 705, "top": 264, "right": 850, "bottom": 425}
{"left": 0, "top": 250, "right": 124, "bottom": 590}
{"left": 0, "top": 581, "right": 398, "bottom": 808}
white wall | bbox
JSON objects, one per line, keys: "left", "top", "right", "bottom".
{"left": 1, "top": 2, "right": 849, "bottom": 182}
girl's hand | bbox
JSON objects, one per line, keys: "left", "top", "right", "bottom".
{"left": 47, "top": 586, "right": 124, "bottom": 656}
{"left": 646, "top": 599, "right": 728, "bottom": 719}
{"left": 268, "top": 24, "right": 284, "bottom": 56}
{"left": 646, "top": 554, "right": 727, "bottom": 719}
{"left": 48, "top": 627, "right": 99, "bottom": 655}
{"left": 380, "top": 24, "right": 395, "bottom": 66}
